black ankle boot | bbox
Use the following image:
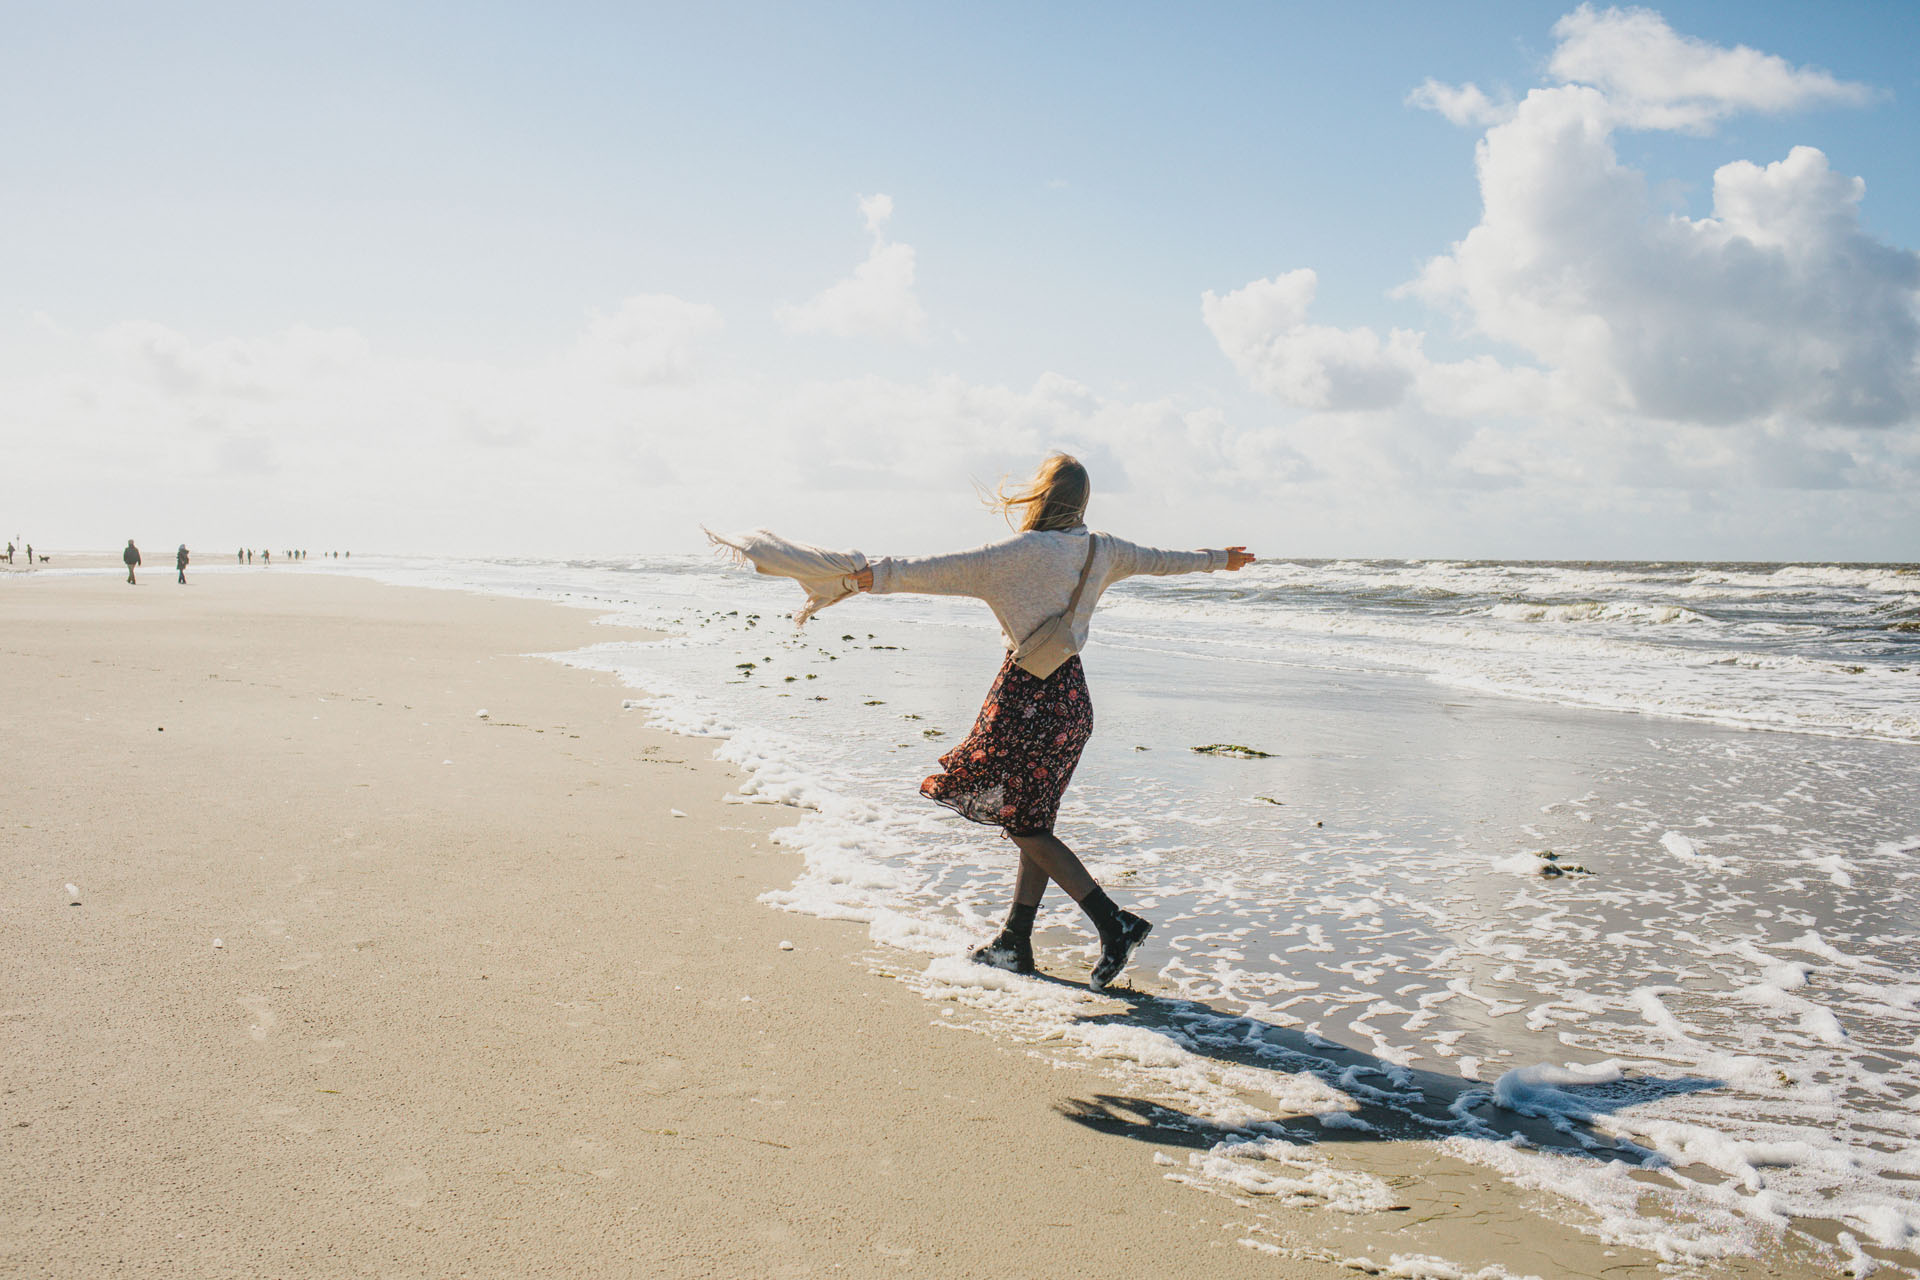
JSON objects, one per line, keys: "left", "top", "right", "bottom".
{"left": 970, "top": 901, "right": 1039, "bottom": 975}
{"left": 969, "top": 930, "right": 1037, "bottom": 976}
{"left": 1080, "top": 889, "right": 1151, "bottom": 990}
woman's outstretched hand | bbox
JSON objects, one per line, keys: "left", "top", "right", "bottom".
{"left": 853, "top": 566, "right": 874, "bottom": 592}
{"left": 1225, "top": 546, "right": 1256, "bottom": 571}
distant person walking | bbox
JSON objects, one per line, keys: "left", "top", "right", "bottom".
{"left": 4, "top": 542, "right": 12, "bottom": 565}
{"left": 176, "top": 544, "right": 189, "bottom": 584}
{"left": 24, "top": 543, "right": 32, "bottom": 567}
{"left": 712, "top": 453, "right": 1254, "bottom": 989}
{"left": 123, "top": 540, "right": 141, "bottom": 585}
{"left": 262, "top": 549, "right": 270, "bottom": 565}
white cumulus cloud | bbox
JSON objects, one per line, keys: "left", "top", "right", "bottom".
{"left": 7, "top": 289, "right": 1324, "bottom": 555}
{"left": 99, "top": 321, "right": 370, "bottom": 399}
{"left": 572, "top": 294, "right": 724, "bottom": 385}
{"left": 1201, "top": 270, "right": 1422, "bottom": 412}
{"left": 1219, "top": 2, "right": 1918, "bottom": 496}
{"left": 1408, "top": 89, "right": 1920, "bottom": 428}
{"left": 1406, "top": 79, "right": 1511, "bottom": 127}
{"left": 1547, "top": 3, "right": 1873, "bottom": 133}
{"left": 859, "top": 192, "right": 894, "bottom": 235}
{"left": 777, "top": 193, "right": 928, "bottom": 341}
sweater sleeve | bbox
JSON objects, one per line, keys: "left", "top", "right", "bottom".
{"left": 867, "top": 539, "right": 1019, "bottom": 599}
{"left": 1106, "top": 538, "right": 1228, "bottom": 580}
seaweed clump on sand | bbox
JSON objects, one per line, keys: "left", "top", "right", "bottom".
{"left": 1191, "top": 743, "right": 1273, "bottom": 759}
{"left": 1534, "top": 850, "right": 1593, "bottom": 878}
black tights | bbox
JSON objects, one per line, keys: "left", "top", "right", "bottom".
{"left": 1008, "top": 831, "right": 1096, "bottom": 907}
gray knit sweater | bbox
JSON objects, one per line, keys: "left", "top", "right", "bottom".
{"left": 868, "top": 525, "right": 1229, "bottom": 653}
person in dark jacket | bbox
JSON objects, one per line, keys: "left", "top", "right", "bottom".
{"left": 176, "top": 544, "right": 189, "bottom": 584}
{"left": 123, "top": 540, "right": 141, "bottom": 584}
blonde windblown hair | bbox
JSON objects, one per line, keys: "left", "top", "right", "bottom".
{"left": 988, "top": 453, "right": 1091, "bottom": 532}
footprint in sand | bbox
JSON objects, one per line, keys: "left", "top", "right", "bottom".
{"left": 552, "top": 999, "right": 595, "bottom": 1029}
{"left": 305, "top": 1038, "right": 346, "bottom": 1067}
{"left": 568, "top": 1136, "right": 618, "bottom": 1179}
{"left": 258, "top": 1101, "right": 318, "bottom": 1135}
{"left": 385, "top": 1164, "right": 428, "bottom": 1208}
{"left": 237, "top": 994, "right": 277, "bottom": 1041}
{"left": 620, "top": 1054, "right": 685, "bottom": 1098}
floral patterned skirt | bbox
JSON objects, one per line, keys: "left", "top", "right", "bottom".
{"left": 919, "top": 653, "right": 1094, "bottom": 836}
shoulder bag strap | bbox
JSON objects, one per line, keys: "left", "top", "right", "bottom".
{"left": 1061, "top": 534, "right": 1099, "bottom": 619}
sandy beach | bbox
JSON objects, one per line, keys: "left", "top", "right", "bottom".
{"left": 0, "top": 567, "right": 1866, "bottom": 1278}
{"left": 6, "top": 568, "right": 1338, "bottom": 1279}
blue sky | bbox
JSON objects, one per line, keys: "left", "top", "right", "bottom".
{"left": 3, "top": 2, "right": 1917, "bottom": 559}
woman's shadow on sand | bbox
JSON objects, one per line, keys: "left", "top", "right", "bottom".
{"left": 1047, "top": 981, "right": 1721, "bottom": 1165}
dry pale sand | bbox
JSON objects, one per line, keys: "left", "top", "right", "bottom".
{"left": 0, "top": 569, "right": 1808, "bottom": 1279}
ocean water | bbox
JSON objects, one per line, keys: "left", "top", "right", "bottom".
{"left": 341, "top": 551, "right": 1918, "bottom": 1276}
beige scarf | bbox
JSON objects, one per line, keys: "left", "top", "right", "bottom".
{"left": 703, "top": 527, "right": 870, "bottom": 626}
